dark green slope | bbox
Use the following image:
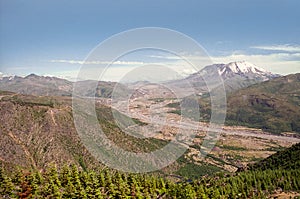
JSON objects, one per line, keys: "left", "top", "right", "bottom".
{"left": 226, "top": 73, "right": 300, "bottom": 134}
{"left": 166, "top": 74, "right": 300, "bottom": 134}
{"left": 1, "top": 147, "right": 299, "bottom": 198}
{"left": 249, "top": 142, "right": 300, "bottom": 171}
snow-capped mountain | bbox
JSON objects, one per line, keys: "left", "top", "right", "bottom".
{"left": 187, "top": 61, "right": 280, "bottom": 83}
{"left": 219, "top": 61, "right": 267, "bottom": 75}
{"left": 166, "top": 61, "right": 280, "bottom": 96}
{"left": 217, "top": 61, "right": 278, "bottom": 81}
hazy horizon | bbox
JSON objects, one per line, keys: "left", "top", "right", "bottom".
{"left": 0, "top": 1, "right": 299, "bottom": 81}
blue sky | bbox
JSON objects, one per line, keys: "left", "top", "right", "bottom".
{"left": 0, "top": 0, "right": 300, "bottom": 80}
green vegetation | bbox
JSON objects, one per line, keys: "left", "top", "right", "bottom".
{"left": 94, "top": 81, "right": 130, "bottom": 98}
{"left": 1, "top": 163, "right": 299, "bottom": 198}
{"left": 176, "top": 162, "right": 222, "bottom": 179}
{"left": 249, "top": 142, "right": 300, "bottom": 171}
{"left": 226, "top": 73, "right": 300, "bottom": 134}
{"left": 169, "top": 74, "right": 300, "bottom": 134}
{"left": 166, "top": 96, "right": 211, "bottom": 122}
{"left": 2, "top": 143, "right": 299, "bottom": 198}
{"left": 167, "top": 109, "right": 181, "bottom": 115}
{"left": 1, "top": 74, "right": 300, "bottom": 198}
{"left": 149, "top": 98, "right": 165, "bottom": 103}
{"left": 96, "top": 106, "right": 169, "bottom": 153}
{"left": 2, "top": 94, "right": 56, "bottom": 108}
{"left": 174, "top": 155, "right": 223, "bottom": 179}
{"left": 0, "top": 91, "right": 221, "bottom": 181}
{"left": 165, "top": 102, "right": 180, "bottom": 108}
{"left": 220, "top": 145, "right": 247, "bottom": 151}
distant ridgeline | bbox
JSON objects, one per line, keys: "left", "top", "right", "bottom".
{"left": 226, "top": 73, "right": 300, "bottom": 134}
{"left": 167, "top": 73, "right": 300, "bottom": 134}
{"left": 171, "top": 73, "right": 300, "bottom": 134}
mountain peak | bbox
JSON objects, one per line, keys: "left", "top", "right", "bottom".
{"left": 25, "top": 73, "right": 39, "bottom": 79}
{"left": 221, "top": 61, "right": 267, "bottom": 75}
{"left": 173, "top": 61, "right": 281, "bottom": 95}
{"left": 214, "top": 61, "right": 279, "bottom": 81}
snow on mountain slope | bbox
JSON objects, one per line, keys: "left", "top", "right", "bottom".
{"left": 189, "top": 61, "right": 278, "bottom": 81}
{"left": 218, "top": 61, "right": 267, "bottom": 75}
{"left": 216, "top": 61, "right": 272, "bottom": 78}
{"left": 166, "top": 61, "right": 280, "bottom": 96}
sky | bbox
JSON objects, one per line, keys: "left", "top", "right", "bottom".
{"left": 0, "top": 0, "right": 300, "bottom": 81}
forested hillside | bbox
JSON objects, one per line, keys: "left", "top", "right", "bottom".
{"left": 249, "top": 142, "right": 300, "bottom": 171}
{"left": 1, "top": 143, "right": 299, "bottom": 198}
{"left": 1, "top": 164, "right": 299, "bottom": 198}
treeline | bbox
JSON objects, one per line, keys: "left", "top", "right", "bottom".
{"left": 249, "top": 142, "right": 300, "bottom": 171}
{"left": 1, "top": 165, "right": 299, "bottom": 198}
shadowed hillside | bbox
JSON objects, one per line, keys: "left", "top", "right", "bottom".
{"left": 168, "top": 73, "right": 300, "bottom": 134}
{"left": 248, "top": 142, "right": 300, "bottom": 171}
{"left": 226, "top": 73, "right": 300, "bottom": 134}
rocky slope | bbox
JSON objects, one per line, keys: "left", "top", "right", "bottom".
{"left": 0, "top": 91, "right": 170, "bottom": 172}
{"left": 0, "top": 91, "right": 97, "bottom": 170}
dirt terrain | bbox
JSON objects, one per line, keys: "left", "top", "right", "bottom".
{"left": 100, "top": 84, "right": 300, "bottom": 172}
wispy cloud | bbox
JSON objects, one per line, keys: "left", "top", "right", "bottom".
{"left": 50, "top": 60, "right": 144, "bottom": 65}
{"left": 251, "top": 44, "right": 300, "bottom": 53}
{"left": 48, "top": 58, "right": 201, "bottom": 82}
{"left": 148, "top": 55, "right": 182, "bottom": 60}
{"left": 47, "top": 47, "right": 300, "bottom": 81}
